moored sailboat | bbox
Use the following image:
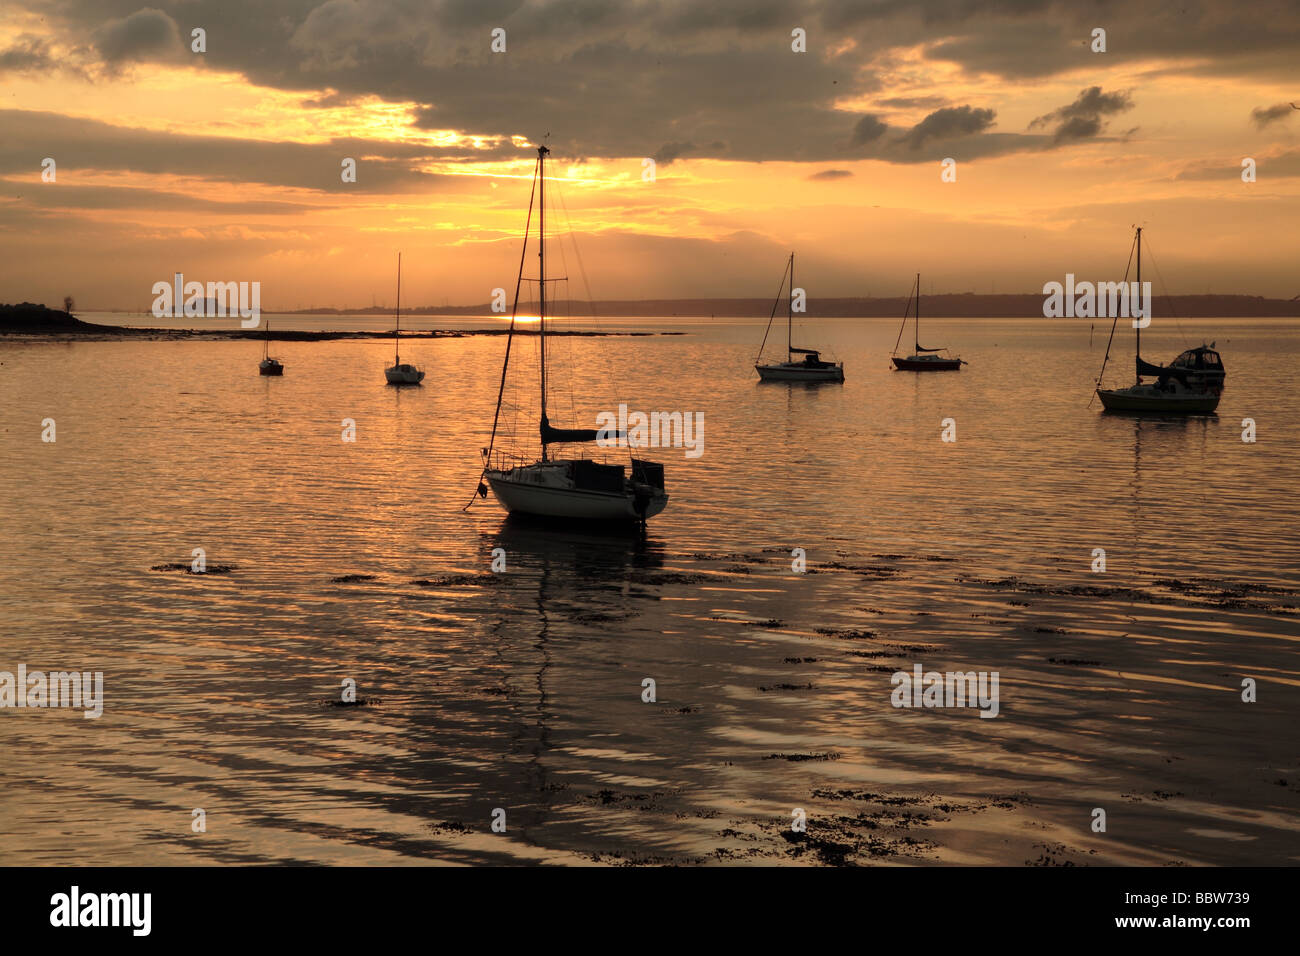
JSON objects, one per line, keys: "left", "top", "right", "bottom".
{"left": 891, "top": 273, "right": 964, "bottom": 371}
{"left": 473, "top": 145, "right": 668, "bottom": 524}
{"left": 385, "top": 252, "right": 425, "bottom": 385}
{"left": 258, "top": 318, "right": 283, "bottom": 375}
{"left": 1095, "top": 227, "right": 1221, "bottom": 415}
{"left": 754, "top": 253, "right": 844, "bottom": 382}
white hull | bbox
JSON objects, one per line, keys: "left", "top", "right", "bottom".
{"left": 1096, "top": 384, "right": 1219, "bottom": 414}
{"left": 755, "top": 362, "right": 844, "bottom": 382}
{"left": 385, "top": 364, "right": 425, "bottom": 384}
{"left": 485, "top": 465, "right": 667, "bottom": 522}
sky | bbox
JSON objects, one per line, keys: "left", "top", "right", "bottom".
{"left": 2, "top": 0, "right": 1298, "bottom": 311}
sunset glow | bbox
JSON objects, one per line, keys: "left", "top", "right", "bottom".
{"left": 3, "top": 3, "right": 1297, "bottom": 309}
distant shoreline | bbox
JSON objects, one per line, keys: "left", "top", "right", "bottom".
{"left": 75, "top": 291, "right": 1300, "bottom": 319}
{"left": 0, "top": 304, "right": 683, "bottom": 340}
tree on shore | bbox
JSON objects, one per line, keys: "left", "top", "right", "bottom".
{"left": 64, "top": 295, "right": 74, "bottom": 313}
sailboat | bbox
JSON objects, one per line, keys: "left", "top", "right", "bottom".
{"left": 891, "top": 273, "right": 964, "bottom": 370}
{"left": 754, "top": 253, "right": 844, "bottom": 382}
{"left": 1095, "top": 227, "right": 1221, "bottom": 414}
{"left": 475, "top": 145, "right": 669, "bottom": 524}
{"left": 385, "top": 252, "right": 425, "bottom": 385}
{"left": 258, "top": 318, "right": 283, "bottom": 375}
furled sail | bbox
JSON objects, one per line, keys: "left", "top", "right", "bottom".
{"left": 1136, "top": 356, "right": 1187, "bottom": 382}
{"left": 539, "top": 413, "right": 624, "bottom": 445}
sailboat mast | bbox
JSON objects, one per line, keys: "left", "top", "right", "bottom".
{"left": 1134, "top": 226, "right": 1142, "bottom": 383}
{"left": 787, "top": 252, "right": 793, "bottom": 355}
{"left": 915, "top": 272, "right": 921, "bottom": 352}
{"left": 538, "top": 145, "right": 548, "bottom": 460}
{"left": 395, "top": 252, "right": 401, "bottom": 365}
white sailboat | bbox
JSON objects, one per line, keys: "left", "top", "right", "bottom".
{"left": 473, "top": 144, "right": 668, "bottom": 524}
{"left": 1095, "top": 227, "right": 1221, "bottom": 415}
{"left": 385, "top": 252, "right": 425, "bottom": 385}
{"left": 754, "top": 252, "right": 843, "bottom": 382}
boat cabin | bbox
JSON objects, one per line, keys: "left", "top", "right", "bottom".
{"left": 1171, "top": 346, "right": 1223, "bottom": 374}
{"left": 794, "top": 348, "right": 836, "bottom": 369}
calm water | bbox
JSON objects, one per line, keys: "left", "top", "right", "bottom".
{"left": 1, "top": 315, "right": 1297, "bottom": 865}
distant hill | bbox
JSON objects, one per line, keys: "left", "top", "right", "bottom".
{"left": 282, "top": 293, "right": 1300, "bottom": 319}
{"left": 0, "top": 302, "right": 111, "bottom": 333}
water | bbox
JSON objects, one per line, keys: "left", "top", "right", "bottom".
{"left": 1, "top": 316, "right": 1297, "bottom": 865}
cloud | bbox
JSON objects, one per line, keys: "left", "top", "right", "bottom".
{"left": 910, "top": 1, "right": 1299, "bottom": 82}
{"left": 14, "top": 0, "right": 1295, "bottom": 170}
{"left": 3, "top": 180, "right": 329, "bottom": 215}
{"left": 850, "top": 115, "right": 888, "bottom": 145}
{"left": 653, "top": 141, "right": 695, "bottom": 165}
{"left": 875, "top": 95, "right": 949, "bottom": 110}
{"left": 301, "top": 90, "right": 362, "bottom": 109}
{"left": 1175, "top": 147, "right": 1300, "bottom": 181}
{"left": 1251, "top": 103, "right": 1296, "bottom": 128}
{"left": 808, "top": 168, "right": 853, "bottom": 180}
{"left": 0, "top": 109, "right": 479, "bottom": 193}
{"left": 837, "top": 106, "right": 1050, "bottom": 164}
{"left": 844, "top": 105, "right": 1047, "bottom": 163}
{"left": 1028, "top": 86, "right": 1134, "bottom": 143}
{"left": 0, "top": 34, "right": 55, "bottom": 73}
{"left": 94, "top": 8, "right": 184, "bottom": 64}
{"left": 904, "top": 105, "right": 995, "bottom": 149}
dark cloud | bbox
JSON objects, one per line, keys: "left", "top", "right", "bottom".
{"left": 94, "top": 8, "right": 184, "bottom": 64}
{"left": 850, "top": 115, "right": 888, "bottom": 145}
{"left": 11, "top": 0, "right": 1295, "bottom": 168}
{"left": 841, "top": 105, "right": 1046, "bottom": 163}
{"left": 910, "top": 1, "right": 1299, "bottom": 82}
{"left": 653, "top": 141, "right": 695, "bottom": 165}
{"left": 0, "top": 34, "right": 55, "bottom": 73}
{"left": 1251, "top": 103, "right": 1296, "bottom": 128}
{"left": 0, "top": 109, "right": 489, "bottom": 193}
{"left": 904, "top": 105, "right": 996, "bottom": 149}
{"left": 1028, "top": 86, "right": 1134, "bottom": 143}
{"left": 808, "top": 168, "right": 852, "bottom": 180}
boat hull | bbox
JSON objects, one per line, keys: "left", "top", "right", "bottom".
{"left": 485, "top": 471, "right": 668, "bottom": 522}
{"left": 385, "top": 365, "right": 425, "bottom": 384}
{"left": 1096, "top": 387, "right": 1219, "bottom": 414}
{"left": 259, "top": 360, "right": 283, "bottom": 376}
{"left": 755, "top": 363, "right": 844, "bottom": 382}
{"left": 892, "top": 355, "right": 962, "bottom": 371}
